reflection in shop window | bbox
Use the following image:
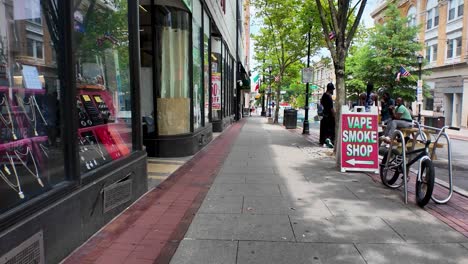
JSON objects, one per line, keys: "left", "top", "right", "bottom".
{"left": 0, "top": 0, "right": 65, "bottom": 214}
{"left": 73, "top": 0, "right": 133, "bottom": 174}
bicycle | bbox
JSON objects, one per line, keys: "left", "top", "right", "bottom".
{"left": 380, "top": 121, "right": 435, "bottom": 207}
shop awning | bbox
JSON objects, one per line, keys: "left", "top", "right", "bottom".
{"left": 238, "top": 63, "right": 250, "bottom": 90}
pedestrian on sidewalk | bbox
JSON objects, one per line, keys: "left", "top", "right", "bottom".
{"left": 319, "top": 83, "right": 335, "bottom": 148}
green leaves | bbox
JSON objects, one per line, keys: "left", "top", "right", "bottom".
{"left": 345, "top": 2, "right": 425, "bottom": 103}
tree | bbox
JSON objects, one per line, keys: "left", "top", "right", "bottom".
{"left": 346, "top": 3, "right": 427, "bottom": 104}
{"left": 313, "top": 0, "right": 367, "bottom": 165}
{"left": 252, "top": 0, "right": 322, "bottom": 123}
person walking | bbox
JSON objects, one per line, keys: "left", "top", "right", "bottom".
{"left": 319, "top": 83, "right": 335, "bottom": 148}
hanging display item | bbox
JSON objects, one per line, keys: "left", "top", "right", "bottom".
{"left": 0, "top": 81, "right": 58, "bottom": 209}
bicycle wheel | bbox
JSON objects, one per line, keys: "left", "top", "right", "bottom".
{"left": 416, "top": 159, "right": 435, "bottom": 207}
{"left": 380, "top": 149, "right": 404, "bottom": 189}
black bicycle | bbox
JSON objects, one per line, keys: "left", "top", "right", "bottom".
{"left": 380, "top": 122, "right": 435, "bottom": 207}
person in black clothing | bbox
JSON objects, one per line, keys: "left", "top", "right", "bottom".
{"left": 319, "top": 83, "right": 335, "bottom": 148}
{"left": 380, "top": 92, "right": 395, "bottom": 125}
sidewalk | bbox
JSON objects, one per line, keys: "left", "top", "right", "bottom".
{"left": 64, "top": 117, "right": 468, "bottom": 264}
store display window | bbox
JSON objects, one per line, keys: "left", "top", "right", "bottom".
{"left": 154, "top": 5, "right": 190, "bottom": 135}
{"left": 211, "top": 38, "right": 222, "bottom": 121}
{"left": 73, "top": 0, "right": 133, "bottom": 174}
{"left": 203, "top": 11, "right": 210, "bottom": 125}
{"left": 193, "top": 0, "right": 203, "bottom": 130}
{"left": 0, "top": 0, "right": 65, "bottom": 213}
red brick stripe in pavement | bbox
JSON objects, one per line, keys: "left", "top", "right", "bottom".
{"left": 290, "top": 126, "right": 468, "bottom": 238}
{"left": 62, "top": 119, "right": 246, "bottom": 264}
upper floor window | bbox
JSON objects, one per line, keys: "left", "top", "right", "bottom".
{"left": 426, "top": 0, "right": 439, "bottom": 30}
{"left": 407, "top": 6, "right": 417, "bottom": 27}
{"left": 425, "top": 43, "right": 437, "bottom": 62}
{"left": 26, "top": 38, "right": 43, "bottom": 59}
{"left": 448, "top": 0, "right": 464, "bottom": 20}
{"left": 447, "top": 37, "right": 462, "bottom": 58}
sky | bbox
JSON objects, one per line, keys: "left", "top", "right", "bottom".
{"left": 249, "top": 0, "right": 383, "bottom": 76}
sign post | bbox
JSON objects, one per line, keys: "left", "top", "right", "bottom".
{"left": 302, "top": 68, "right": 313, "bottom": 83}
{"left": 340, "top": 106, "right": 379, "bottom": 173}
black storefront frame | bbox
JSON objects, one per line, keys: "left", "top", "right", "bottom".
{"left": 142, "top": 1, "right": 213, "bottom": 157}
{"left": 0, "top": 1, "right": 147, "bottom": 262}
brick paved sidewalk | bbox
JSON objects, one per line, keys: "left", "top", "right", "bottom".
{"left": 292, "top": 127, "right": 468, "bottom": 238}
{"left": 61, "top": 120, "right": 245, "bottom": 264}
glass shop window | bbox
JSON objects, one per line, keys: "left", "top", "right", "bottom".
{"left": 0, "top": 0, "right": 65, "bottom": 214}
{"left": 73, "top": 0, "right": 133, "bottom": 174}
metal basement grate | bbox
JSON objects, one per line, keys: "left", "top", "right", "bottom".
{"left": 103, "top": 178, "right": 133, "bottom": 213}
{"left": 0, "top": 231, "right": 44, "bottom": 264}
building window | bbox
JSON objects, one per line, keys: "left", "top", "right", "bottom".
{"left": 425, "top": 44, "right": 438, "bottom": 62}
{"left": 447, "top": 37, "right": 462, "bottom": 58}
{"left": 0, "top": 0, "right": 66, "bottom": 214}
{"left": 426, "top": 0, "right": 439, "bottom": 30}
{"left": 448, "top": 0, "right": 464, "bottom": 20}
{"left": 26, "top": 38, "right": 43, "bottom": 59}
{"left": 455, "top": 37, "right": 462, "bottom": 56}
{"left": 203, "top": 11, "right": 210, "bottom": 125}
{"left": 407, "top": 6, "right": 416, "bottom": 27}
{"left": 73, "top": 0, "right": 133, "bottom": 174}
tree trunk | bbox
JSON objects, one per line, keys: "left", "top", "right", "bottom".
{"left": 334, "top": 49, "right": 347, "bottom": 167}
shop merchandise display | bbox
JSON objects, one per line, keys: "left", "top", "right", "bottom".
{"left": 0, "top": 88, "right": 55, "bottom": 211}
{"left": 76, "top": 88, "right": 130, "bottom": 173}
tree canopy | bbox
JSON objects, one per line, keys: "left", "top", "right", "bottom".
{"left": 345, "top": 3, "right": 426, "bottom": 103}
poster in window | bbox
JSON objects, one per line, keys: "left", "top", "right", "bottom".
{"left": 212, "top": 73, "right": 221, "bottom": 110}
{"left": 22, "top": 65, "right": 42, "bottom": 89}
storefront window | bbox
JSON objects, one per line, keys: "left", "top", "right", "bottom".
{"left": 73, "top": 0, "right": 133, "bottom": 174}
{"left": 211, "top": 38, "right": 222, "bottom": 121}
{"left": 0, "top": 0, "right": 65, "bottom": 213}
{"left": 154, "top": 6, "right": 190, "bottom": 135}
{"left": 193, "top": 0, "right": 203, "bottom": 129}
{"left": 203, "top": 12, "right": 210, "bottom": 125}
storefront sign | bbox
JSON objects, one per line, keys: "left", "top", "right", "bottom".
{"left": 22, "top": 65, "right": 42, "bottom": 89}
{"left": 212, "top": 73, "right": 221, "bottom": 110}
{"left": 340, "top": 106, "right": 379, "bottom": 173}
{"left": 302, "top": 68, "right": 313, "bottom": 83}
{"left": 417, "top": 80, "right": 423, "bottom": 103}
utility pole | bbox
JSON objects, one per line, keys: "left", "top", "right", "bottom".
{"left": 302, "top": 28, "right": 311, "bottom": 134}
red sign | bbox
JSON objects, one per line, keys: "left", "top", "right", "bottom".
{"left": 341, "top": 113, "right": 379, "bottom": 172}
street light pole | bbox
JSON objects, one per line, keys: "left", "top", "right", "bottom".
{"left": 268, "top": 65, "right": 272, "bottom": 117}
{"left": 302, "top": 28, "right": 311, "bottom": 134}
{"left": 261, "top": 59, "right": 266, "bottom": 116}
{"left": 417, "top": 55, "right": 423, "bottom": 123}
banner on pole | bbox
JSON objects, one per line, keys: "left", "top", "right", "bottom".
{"left": 340, "top": 106, "right": 379, "bottom": 173}
{"left": 302, "top": 68, "right": 313, "bottom": 83}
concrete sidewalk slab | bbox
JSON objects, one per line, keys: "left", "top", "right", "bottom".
{"left": 355, "top": 243, "right": 468, "bottom": 264}
{"left": 322, "top": 198, "right": 417, "bottom": 217}
{"left": 237, "top": 241, "right": 366, "bottom": 264}
{"left": 206, "top": 183, "right": 282, "bottom": 197}
{"left": 185, "top": 213, "right": 295, "bottom": 241}
{"left": 169, "top": 240, "right": 237, "bottom": 264}
{"left": 242, "top": 196, "right": 332, "bottom": 217}
{"left": 291, "top": 216, "right": 404, "bottom": 243}
{"left": 197, "top": 195, "right": 243, "bottom": 214}
{"left": 382, "top": 214, "right": 468, "bottom": 243}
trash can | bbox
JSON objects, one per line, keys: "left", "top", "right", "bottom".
{"left": 284, "top": 109, "right": 297, "bottom": 129}
{"left": 424, "top": 116, "right": 445, "bottom": 129}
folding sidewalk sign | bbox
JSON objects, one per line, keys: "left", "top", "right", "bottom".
{"left": 340, "top": 105, "right": 379, "bottom": 173}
